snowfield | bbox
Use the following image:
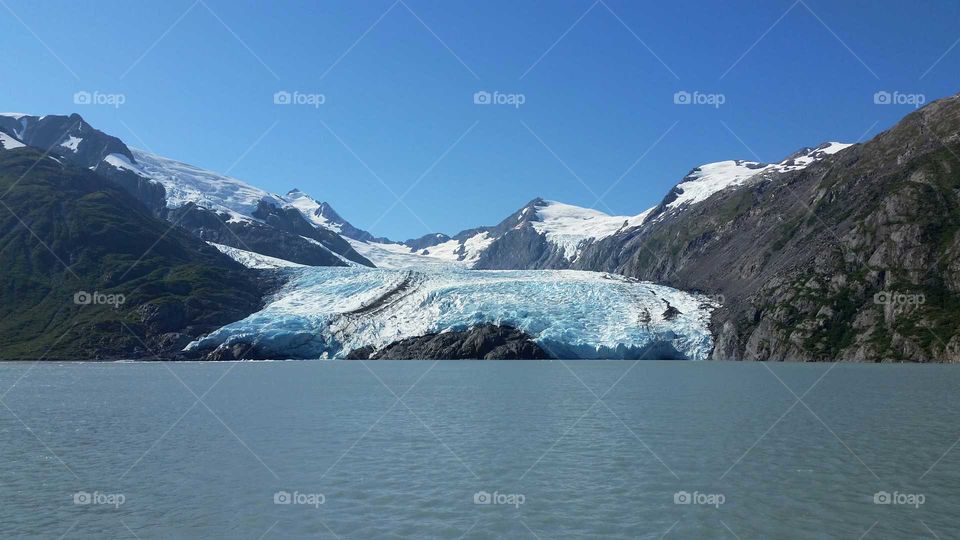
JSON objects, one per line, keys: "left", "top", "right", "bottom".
{"left": 130, "top": 148, "right": 286, "bottom": 219}
{"left": 657, "top": 142, "right": 853, "bottom": 219}
{"left": 187, "top": 266, "right": 719, "bottom": 360}
{"left": 347, "top": 239, "right": 462, "bottom": 269}
{"left": 416, "top": 231, "right": 495, "bottom": 265}
{"left": 529, "top": 201, "right": 652, "bottom": 261}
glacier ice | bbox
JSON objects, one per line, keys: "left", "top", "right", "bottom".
{"left": 187, "top": 267, "right": 719, "bottom": 360}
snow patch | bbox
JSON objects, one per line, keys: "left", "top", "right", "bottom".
{"left": 60, "top": 135, "right": 82, "bottom": 152}
{"left": 0, "top": 132, "right": 26, "bottom": 150}
{"left": 775, "top": 142, "right": 853, "bottom": 172}
{"left": 102, "top": 153, "right": 139, "bottom": 172}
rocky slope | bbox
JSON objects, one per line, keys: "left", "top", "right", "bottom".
{"left": 573, "top": 94, "right": 960, "bottom": 362}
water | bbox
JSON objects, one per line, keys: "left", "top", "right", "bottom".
{"left": 0, "top": 361, "right": 957, "bottom": 539}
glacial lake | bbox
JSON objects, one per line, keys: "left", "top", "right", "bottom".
{"left": 0, "top": 361, "right": 957, "bottom": 539}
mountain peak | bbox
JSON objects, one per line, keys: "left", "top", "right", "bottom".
{"left": 0, "top": 113, "right": 135, "bottom": 168}
{"left": 285, "top": 189, "right": 388, "bottom": 244}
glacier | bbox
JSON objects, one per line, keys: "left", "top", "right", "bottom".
{"left": 186, "top": 266, "right": 719, "bottom": 360}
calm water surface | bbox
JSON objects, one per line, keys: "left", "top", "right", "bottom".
{"left": 0, "top": 361, "right": 957, "bottom": 539}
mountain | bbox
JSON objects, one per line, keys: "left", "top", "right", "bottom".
{"left": 0, "top": 113, "right": 373, "bottom": 268}
{"left": 571, "top": 94, "right": 960, "bottom": 362}
{"left": 0, "top": 143, "right": 265, "bottom": 359}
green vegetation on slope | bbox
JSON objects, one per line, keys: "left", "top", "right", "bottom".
{"left": 0, "top": 148, "right": 264, "bottom": 359}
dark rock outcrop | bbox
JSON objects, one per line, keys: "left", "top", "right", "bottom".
{"left": 346, "top": 324, "right": 551, "bottom": 360}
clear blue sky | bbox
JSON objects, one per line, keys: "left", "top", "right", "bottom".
{"left": 3, "top": 0, "right": 959, "bottom": 240}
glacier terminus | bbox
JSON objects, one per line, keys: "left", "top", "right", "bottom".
{"left": 187, "top": 265, "right": 719, "bottom": 360}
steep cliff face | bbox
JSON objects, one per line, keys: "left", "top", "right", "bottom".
{"left": 575, "top": 94, "right": 960, "bottom": 362}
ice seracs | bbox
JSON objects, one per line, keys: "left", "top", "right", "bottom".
{"left": 187, "top": 266, "right": 719, "bottom": 360}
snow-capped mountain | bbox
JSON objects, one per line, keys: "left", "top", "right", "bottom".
{"left": 388, "top": 142, "right": 855, "bottom": 271}
{"left": 328, "top": 141, "right": 854, "bottom": 271}
{"left": 0, "top": 113, "right": 373, "bottom": 267}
